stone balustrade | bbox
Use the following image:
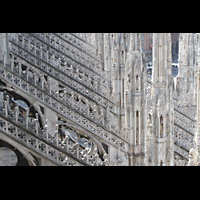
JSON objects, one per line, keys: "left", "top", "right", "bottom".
{"left": 0, "top": 110, "right": 84, "bottom": 166}
{"left": 174, "top": 125, "right": 193, "bottom": 150}
{"left": 65, "top": 33, "right": 97, "bottom": 57}
{"left": 173, "top": 94, "right": 196, "bottom": 164}
{"left": 9, "top": 33, "right": 108, "bottom": 94}
{"left": 0, "top": 58, "right": 128, "bottom": 152}
{"left": 0, "top": 90, "right": 110, "bottom": 166}
{"left": 54, "top": 33, "right": 99, "bottom": 62}
{"left": 174, "top": 111, "right": 195, "bottom": 133}
{"left": 8, "top": 35, "right": 115, "bottom": 113}
{"left": 30, "top": 33, "right": 102, "bottom": 75}
{"left": 174, "top": 152, "right": 188, "bottom": 166}
{"left": 174, "top": 144, "right": 189, "bottom": 160}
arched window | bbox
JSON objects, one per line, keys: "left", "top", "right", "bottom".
{"left": 176, "top": 40, "right": 179, "bottom": 54}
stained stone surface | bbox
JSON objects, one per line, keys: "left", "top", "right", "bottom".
{"left": 0, "top": 147, "right": 18, "bottom": 166}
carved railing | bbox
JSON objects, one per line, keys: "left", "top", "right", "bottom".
{"left": 174, "top": 152, "right": 188, "bottom": 166}
{"left": 0, "top": 107, "right": 84, "bottom": 166}
{"left": 54, "top": 33, "right": 99, "bottom": 62}
{"left": 0, "top": 91, "right": 110, "bottom": 166}
{"left": 66, "top": 33, "right": 98, "bottom": 58}
{"left": 8, "top": 34, "right": 116, "bottom": 113}
{"left": 174, "top": 107, "right": 196, "bottom": 122}
{"left": 174, "top": 110, "right": 190, "bottom": 165}
{"left": 8, "top": 37, "right": 116, "bottom": 113}
{"left": 173, "top": 98, "right": 197, "bottom": 121}
{"left": 70, "top": 33, "right": 95, "bottom": 47}
{"left": 174, "top": 125, "right": 193, "bottom": 150}
{"left": 174, "top": 144, "right": 189, "bottom": 160}
{"left": 172, "top": 91, "right": 196, "bottom": 164}
{"left": 9, "top": 33, "right": 106, "bottom": 93}
{"left": 7, "top": 48, "right": 114, "bottom": 129}
{"left": 30, "top": 33, "right": 102, "bottom": 74}
{"left": 174, "top": 111, "right": 195, "bottom": 133}
{"left": 173, "top": 107, "right": 194, "bottom": 163}
{"left": 176, "top": 106, "right": 197, "bottom": 121}
{"left": 0, "top": 59, "right": 128, "bottom": 152}
{"left": 29, "top": 33, "right": 103, "bottom": 83}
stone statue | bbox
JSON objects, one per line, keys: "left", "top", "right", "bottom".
{"left": 188, "top": 139, "right": 198, "bottom": 166}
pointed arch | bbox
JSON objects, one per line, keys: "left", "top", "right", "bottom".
{"left": 0, "top": 134, "right": 37, "bottom": 166}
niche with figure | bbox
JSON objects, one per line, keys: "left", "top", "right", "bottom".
{"left": 160, "top": 160, "right": 163, "bottom": 166}
{"left": 121, "top": 51, "right": 124, "bottom": 66}
{"left": 135, "top": 75, "right": 139, "bottom": 91}
{"left": 136, "top": 110, "right": 139, "bottom": 145}
{"left": 160, "top": 115, "right": 163, "bottom": 138}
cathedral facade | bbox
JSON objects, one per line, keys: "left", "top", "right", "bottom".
{"left": 0, "top": 33, "right": 199, "bottom": 166}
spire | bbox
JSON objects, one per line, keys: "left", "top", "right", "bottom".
{"left": 150, "top": 33, "right": 174, "bottom": 166}
{"left": 0, "top": 33, "right": 9, "bottom": 64}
